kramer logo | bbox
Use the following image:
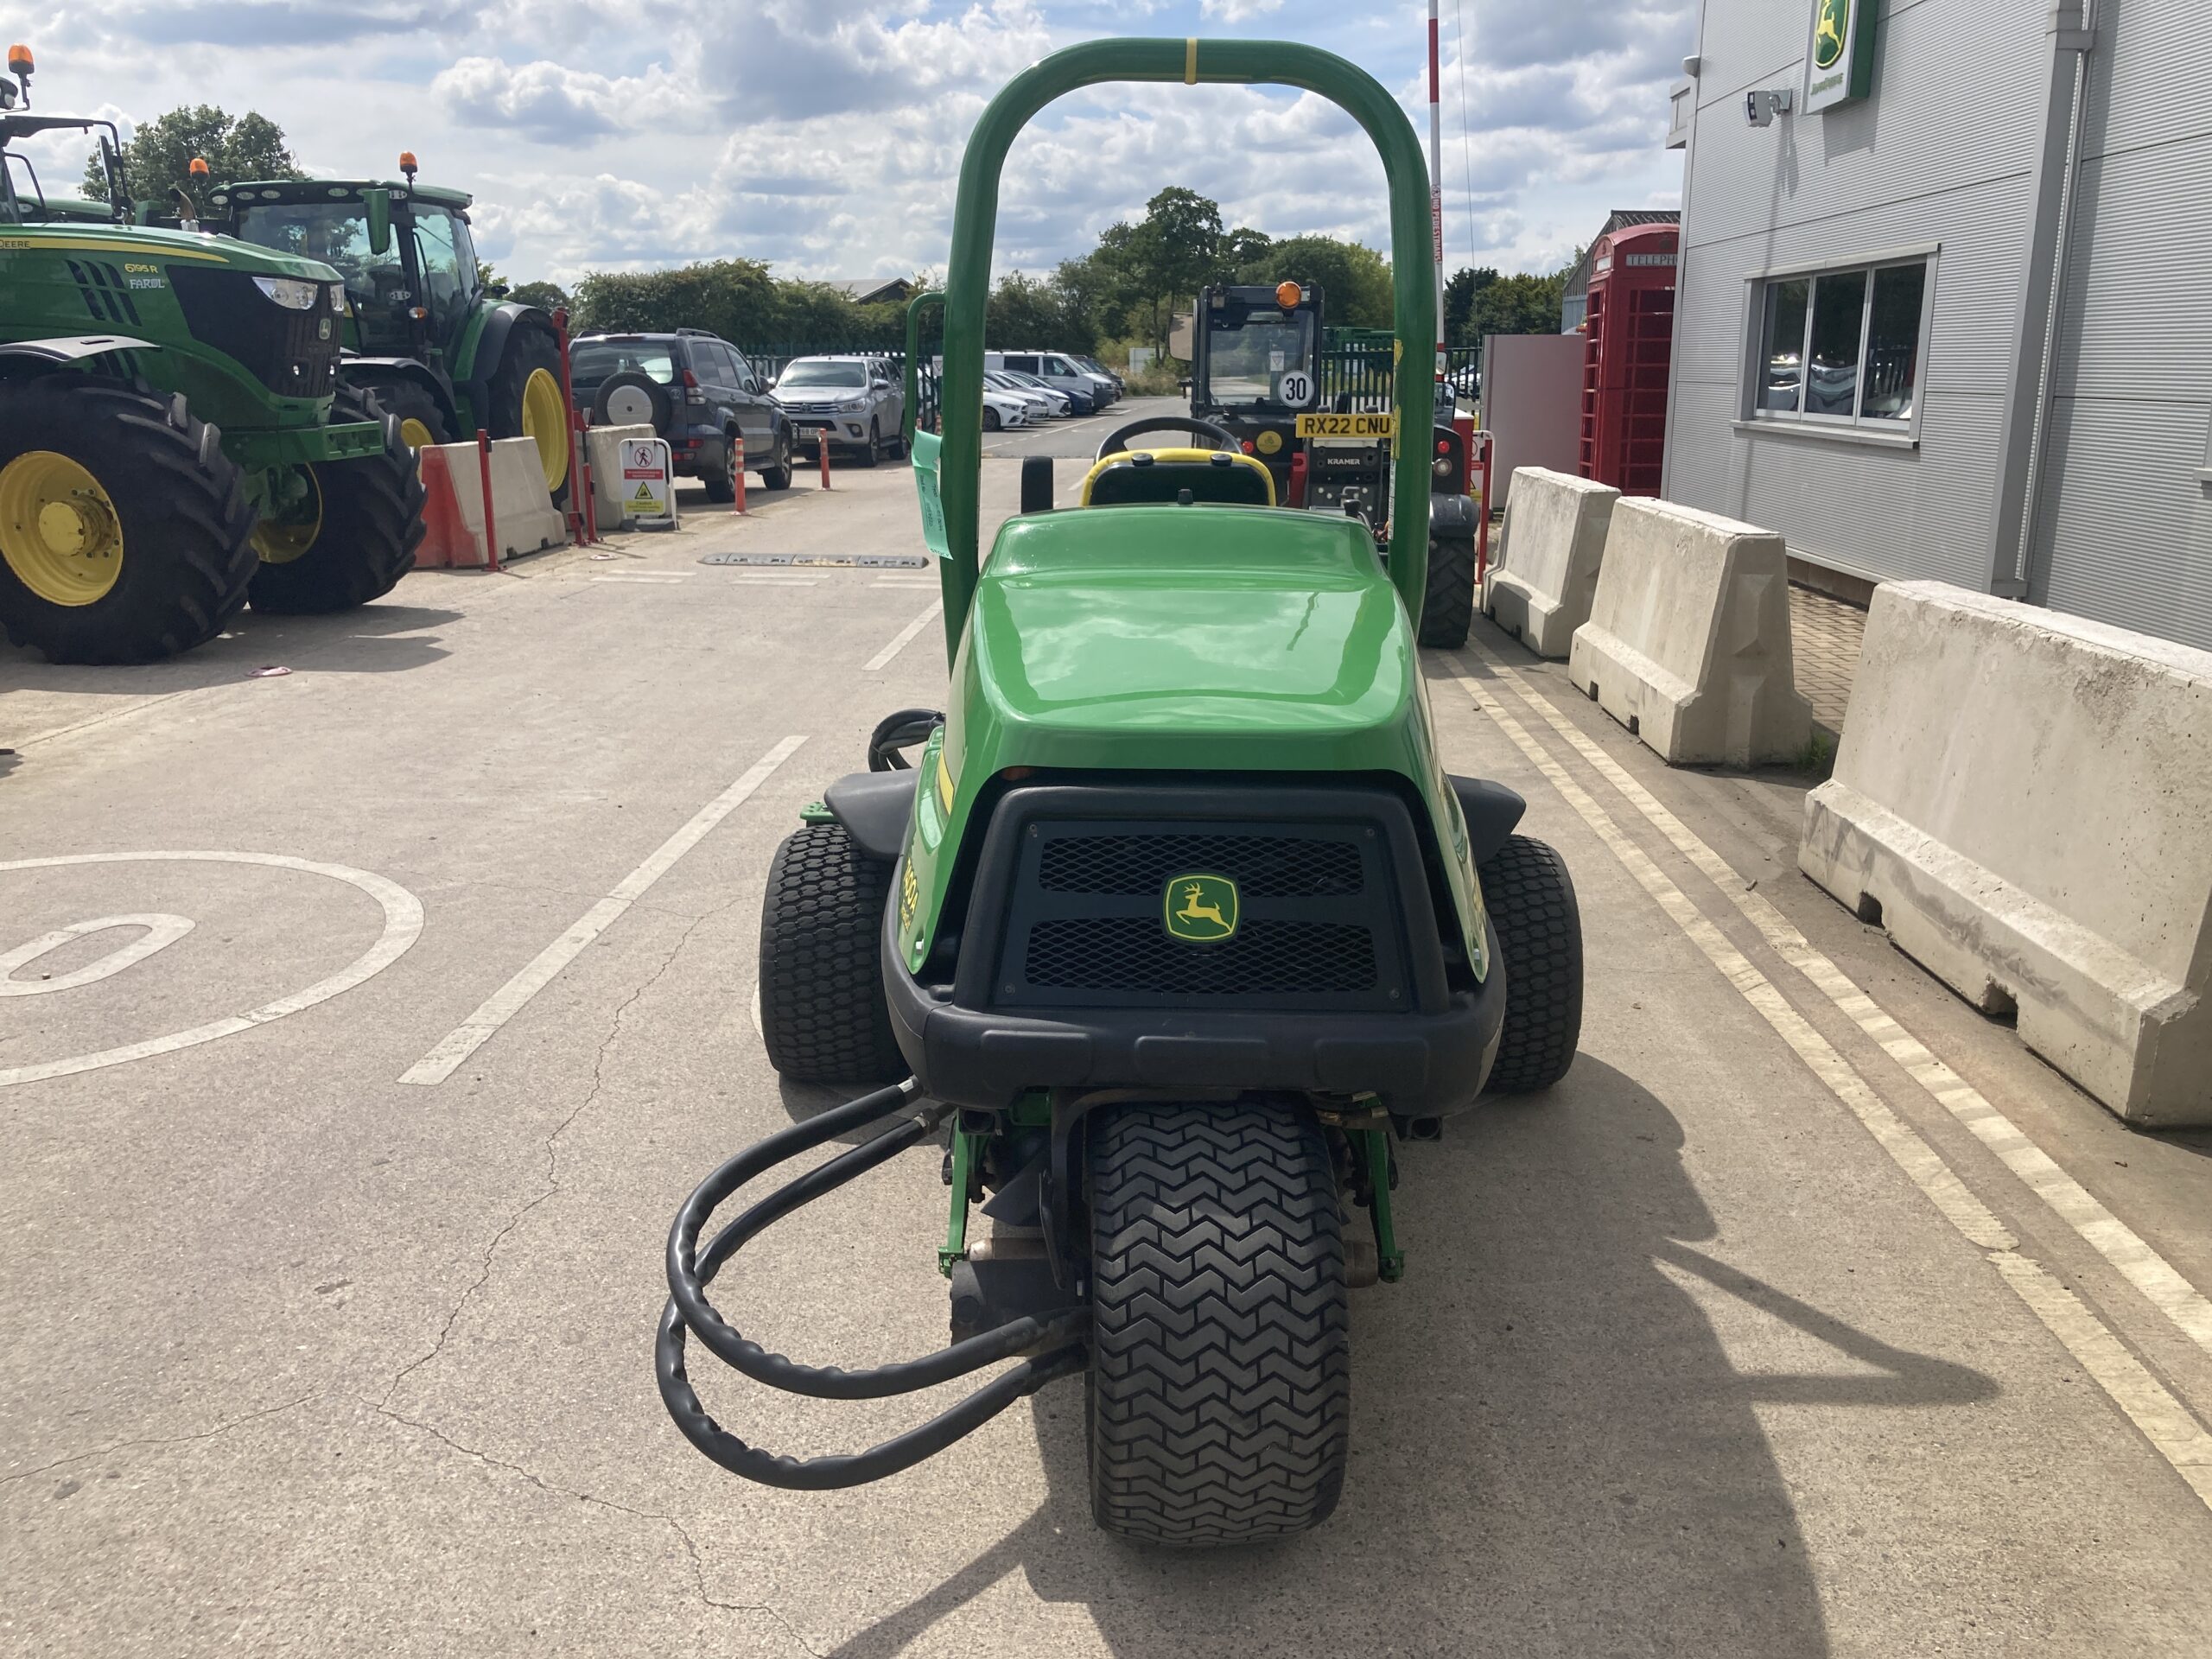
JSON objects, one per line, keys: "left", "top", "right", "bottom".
{"left": 1814, "top": 0, "right": 1847, "bottom": 69}
{"left": 1163, "top": 874, "right": 1239, "bottom": 944}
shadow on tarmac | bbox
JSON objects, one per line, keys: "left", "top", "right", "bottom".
{"left": 817, "top": 1058, "right": 1995, "bottom": 1658}
{"left": 0, "top": 601, "right": 461, "bottom": 694}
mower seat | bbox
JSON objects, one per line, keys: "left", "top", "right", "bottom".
{"left": 1079, "top": 448, "right": 1275, "bottom": 509}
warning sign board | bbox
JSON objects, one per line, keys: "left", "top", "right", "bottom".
{"left": 619, "top": 437, "right": 675, "bottom": 526}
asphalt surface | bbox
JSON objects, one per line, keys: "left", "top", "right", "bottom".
{"left": 4, "top": 457, "right": 2211, "bottom": 1656}
{"left": 981, "top": 394, "right": 1182, "bottom": 461}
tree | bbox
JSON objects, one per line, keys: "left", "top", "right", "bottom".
{"left": 1444, "top": 265, "right": 1499, "bottom": 344}
{"left": 1469, "top": 266, "right": 1573, "bottom": 341}
{"left": 1236, "top": 234, "right": 1394, "bottom": 330}
{"left": 84, "top": 105, "right": 302, "bottom": 207}
{"left": 510, "top": 280, "right": 570, "bottom": 313}
{"left": 1222, "top": 225, "right": 1272, "bottom": 269}
{"left": 1125, "top": 186, "right": 1224, "bottom": 356}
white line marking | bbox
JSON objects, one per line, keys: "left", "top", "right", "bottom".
{"left": 589, "top": 574, "right": 690, "bottom": 584}
{"left": 873, "top": 575, "right": 942, "bottom": 588}
{"left": 0, "top": 914, "right": 194, "bottom": 996}
{"left": 1444, "top": 660, "right": 2212, "bottom": 1514}
{"left": 398, "top": 736, "right": 806, "bottom": 1085}
{"left": 1461, "top": 637, "right": 2212, "bottom": 1361}
{"left": 0, "top": 854, "right": 423, "bottom": 1089}
{"left": 863, "top": 601, "right": 943, "bottom": 671}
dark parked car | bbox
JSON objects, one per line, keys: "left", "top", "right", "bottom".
{"left": 569, "top": 328, "right": 794, "bottom": 498}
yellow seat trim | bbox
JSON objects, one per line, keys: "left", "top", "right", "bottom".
{"left": 1077, "top": 447, "right": 1277, "bottom": 508}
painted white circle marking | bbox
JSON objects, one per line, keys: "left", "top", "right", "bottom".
{"left": 0, "top": 914, "right": 196, "bottom": 996}
{"left": 0, "top": 852, "right": 425, "bottom": 1089}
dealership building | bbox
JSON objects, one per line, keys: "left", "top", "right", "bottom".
{"left": 1660, "top": 0, "right": 2209, "bottom": 651}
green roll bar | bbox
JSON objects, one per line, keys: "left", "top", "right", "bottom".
{"left": 931, "top": 37, "right": 1437, "bottom": 669}
{"left": 902, "top": 288, "right": 944, "bottom": 452}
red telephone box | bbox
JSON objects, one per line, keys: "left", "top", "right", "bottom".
{"left": 1578, "top": 223, "right": 1677, "bottom": 495}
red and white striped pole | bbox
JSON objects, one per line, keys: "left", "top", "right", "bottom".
{"left": 1429, "top": 1, "right": 1447, "bottom": 387}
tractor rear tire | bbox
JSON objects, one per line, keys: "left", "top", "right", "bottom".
{"left": 1418, "top": 531, "right": 1477, "bottom": 649}
{"left": 758, "top": 821, "right": 907, "bottom": 1084}
{"left": 248, "top": 389, "right": 427, "bottom": 615}
{"left": 487, "top": 321, "right": 571, "bottom": 506}
{"left": 1478, "top": 835, "right": 1584, "bottom": 1092}
{"left": 1086, "top": 1102, "right": 1351, "bottom": 1547}
{"left": 0, "top": 375, "right": 256, "bottom": 664}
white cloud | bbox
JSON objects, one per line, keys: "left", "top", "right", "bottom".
{"left": 1200, "top": 0, "right": 1285, "bottom": 20}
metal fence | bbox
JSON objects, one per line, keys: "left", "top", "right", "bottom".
{"left": 1317, "top": 344, "right": 1484, "bottom": 411}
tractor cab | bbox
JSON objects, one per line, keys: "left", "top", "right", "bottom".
{"left": 210, "top": 160, "right": 570, "bottom": 497}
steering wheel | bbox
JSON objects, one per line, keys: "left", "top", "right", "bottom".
{"left": 1095, "top": 414, "right": 1243, "bottom": 462}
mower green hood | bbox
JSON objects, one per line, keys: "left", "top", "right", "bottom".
{"left": 910, "top": 505, "right": 1486, "bottom": 972}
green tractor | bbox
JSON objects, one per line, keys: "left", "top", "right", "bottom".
{"left": 1191, "top": 278, "right": 1481, "bottom": 648}
{"left": 0, "top": 50, "right": 424, "bottom": 663}
{"left": 207, "top": 157, "right": 570, "bottom": 504}
{"left": 658, "top": 39, "right": 1584, "bottom": 1547}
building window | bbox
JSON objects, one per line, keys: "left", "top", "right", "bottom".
{"left": 1752, "top": 258, "right": 1928, "bottom": 427}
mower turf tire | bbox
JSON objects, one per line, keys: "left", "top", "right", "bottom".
{"left": 1478, "top": 834, "right": 1583, "bottom": 1092}
{"left": 248, "top": 388, "right": 427, "bottom": 615}
{"left": 1087, "top": 1102, "right": 1350, "bottom": 1547}
{"left": 1417, "top": 531, "right": 1476, "bottom": 648}
{"left": 757, "top": 821, "right": 907, "bottom": 1084}
{"left": 0, "top": 375, "right": 256, "bottom": 664}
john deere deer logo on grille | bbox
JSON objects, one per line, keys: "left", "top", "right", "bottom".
{"left": 1814, "top": 0, "right": 1847, "bottom": 69}
{"left": 1163, "top": 873, "right": 1239, "bottom": 943}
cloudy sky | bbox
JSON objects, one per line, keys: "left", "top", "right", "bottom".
{"left": 11, "top": 1, "right": 1694, "bottom": 288}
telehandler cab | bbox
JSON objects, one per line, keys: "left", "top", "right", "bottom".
{"left": 658, "top": 37, "right": 1584, "bottom": 1548}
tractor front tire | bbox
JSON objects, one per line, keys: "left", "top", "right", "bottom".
{"left": 349, "top": 377, "right": 449, "bottom": 450}
{"left": 1478, "top": 835, "right": 1584, "bottom": 1092}
{"left": 0, "top": 375, "right": 256, "bottom": 664}
{"left": 487, "top": 321, "right": 571, "bottom": 506}
{"left": 758, "top": 821, "right": 907, "bottom": 1084}
{"left": 248, "top": 389, "right": 427, "bottom": 615}
{"left": 1418, "top": 532, "right": 1477, "bottom": 648}
{"left": 1087, "top": 1102, "right": 1351, "bottom": 1547}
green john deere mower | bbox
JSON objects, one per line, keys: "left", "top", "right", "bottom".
{"left": 658, "top": 37, "right": 1584, "bottom": 1548}
{"left": 208, "top": 158, "right": 571, "bottom": 505}
{"left": 0, "top": 50, "right": 424, "bottom": 663}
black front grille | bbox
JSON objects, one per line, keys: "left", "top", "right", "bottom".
{"left": 982, "top": 809, "right": 1414, "bottom": 1014}
{"left": 170, "top": 266, "right": 343, "bottom": 399}
{"left": 1038, "top": 832, "right": 1361, "bottom": 898}
{"left": 1025, "top": 917, "right": 1377, "bottom": 995}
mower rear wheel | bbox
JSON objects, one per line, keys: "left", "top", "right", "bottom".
{"left": 757, "top": 821, "right": 907, "bottom": 1084}
{"left": 1478, "top": 834, "right": 1584, "bottom": 1092}
{"left": 1417, "top": 531, "right": 1476, "bottom": 648}
{"left": 247, "top": 389, "right": 428, "bottom": 615}
{"left": 0, "top": 375, "right": 256, "bottom": 664}
{"left": 1087, "top": 1102, "right": 1350, "bottom": 1547}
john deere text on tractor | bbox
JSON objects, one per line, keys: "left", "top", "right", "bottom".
{"left": 658, "top": 38, "right": 1584, "bottom": 1548}
{"left": 0, "top": 46, "right": 425, "bottom": 663}
{"left": 207, "top": 156, "right": 570, "bottom": 502}
{"left": 1191, "top": 277, "right": 1482, "bottom": 647}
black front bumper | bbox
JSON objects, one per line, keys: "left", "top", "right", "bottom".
{"left": 880, "top": 779, "right": 1506, "bottom": 1117}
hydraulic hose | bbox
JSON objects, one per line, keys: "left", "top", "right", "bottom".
{"left": 657, "top": 1077, "right": 1089, "bottom": 1490}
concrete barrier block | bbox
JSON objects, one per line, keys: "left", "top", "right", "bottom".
{"left": 420, "top": 437, "right": 565, "bottom": 565}
{"left": 1484, "top": 467, "right": 1616, "bottom": 658}
{"left": 1800, "top": 582, "right": 2212, "bottom": 1127}
{"left": 1567, "top": 498, "right": 1812, "bottom": 766}
{"left": 584, "top": 423, "right": 654, "bottom": 532}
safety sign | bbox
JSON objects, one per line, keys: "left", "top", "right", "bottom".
{"left": 620, "top": 437, "right": 676, "bottom": 528}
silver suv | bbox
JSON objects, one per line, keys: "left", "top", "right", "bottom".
{"left": 770, "top": 354, "right": 906, "bottom": 466}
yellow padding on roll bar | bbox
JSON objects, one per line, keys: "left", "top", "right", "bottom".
{"left": 1077, "top": 447, "right": 1278, "bottom": 507}
{"left": 1185, "top": 38, "right": 1198, "bottom": 84}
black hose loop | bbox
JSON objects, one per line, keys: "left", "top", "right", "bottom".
{"left": 658, "top": 1074, "right": 1090, "bottom": 1487}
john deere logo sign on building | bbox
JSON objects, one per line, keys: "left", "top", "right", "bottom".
{"left": 1804, "top": 0, "right": 1877, "bottom": 113}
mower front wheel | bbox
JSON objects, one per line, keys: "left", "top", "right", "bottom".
{"left": 757, "top": 821, "right": 907, "bottom": 1084}
{"left": 1087, "top": 1102, "right": 1351, "bottom": 1547}
{"left": 1478, "top": 834, "right": 1584, "bottom": 1092}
